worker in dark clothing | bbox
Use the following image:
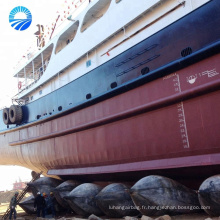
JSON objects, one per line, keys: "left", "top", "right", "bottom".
{"left": 42, "top": 192, "right": 48, "bottom": 216}
{"left": 45, "top": 192, "right": 56, "bottom": 218}
{"left": 9, "top": 191, "right": 19, "bottom": 220}
{"left": 34, "top": 192, "right": 46, "bottom": 218}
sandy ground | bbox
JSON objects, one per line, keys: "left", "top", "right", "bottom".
{"left": 171, "top": 213, "right": 220, "bottom": 220}
{"left": 0, "top": 202, "right": 25, "bottom": 215}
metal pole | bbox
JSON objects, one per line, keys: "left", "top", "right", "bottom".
{"left": 41, "top": 52, "right": 44, "bottom": 73}
{"left": 32, "top": 60, "right": 35, "bottom": 81}
{"left": 24, "top": 67, "right": 27, "bottom": 88}
{"left": 17, "top": 73, "right": 19, "bottom": 93}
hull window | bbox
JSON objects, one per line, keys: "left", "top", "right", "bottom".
{"left": 55, "top": 21, "right": 79, "bottom": 54}
{"left": 81, "top": 0, "right": 111, "bottom": 32}
{"left": 86, "top": 93, "right": 92, "bottom": 99}
{"left": 141, "top": 67, "right": 150, "bottom": 75}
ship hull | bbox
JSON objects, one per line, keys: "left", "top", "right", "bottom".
{"left": 1, "top": 51, "right": 220, "bottom": 188}
{"left": 1, "top": 0, "right": 220, "bottom": 188}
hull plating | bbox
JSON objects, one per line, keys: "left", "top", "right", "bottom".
{"left": 1, "top": 0, "right": 220, "bottom": 130}
{"left": 1, "top": 53, "right": 220, "bottom": 186}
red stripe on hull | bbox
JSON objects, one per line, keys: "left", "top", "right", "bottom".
{"left": 48, "top": 153, "right": 220, "bottom": 175}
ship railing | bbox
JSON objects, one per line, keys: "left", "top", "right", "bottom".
{"left": 13, "top": 0, "right": 90, "bottom": 74}
{"left": 12, "top": 98, "right": 27, "bottom": 106}
{"left": 16, "top": 62, "right": 48, "bottom": 96}
{"left": 13, "top": 36, "right": 49, "bottom": 73}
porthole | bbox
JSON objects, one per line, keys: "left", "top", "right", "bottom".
{"left": 86, "top": 93, "right": 92, "bottom": 99}
{"left": 110, "top": 82, "right": 117, "bottom": 89}
{"left": 141, "top": 67, "right": 150, "bottom": 75}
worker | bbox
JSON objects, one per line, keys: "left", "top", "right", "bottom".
{"left": 45, "top": 192, "right": 56, "bottom": 218}
{"left": 9, "top": 191, "right": 19, "bottom": 220}
{"left": 34, "top": 192, "right": 46, "bottom": 218}
{"left": 43, "top": 192, "right": 47, "bottom": 198}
